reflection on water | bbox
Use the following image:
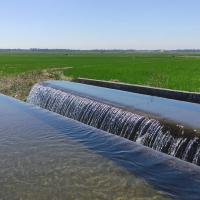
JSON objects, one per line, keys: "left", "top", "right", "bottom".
{"left": 44, "top": 80, "right": 200, "bottom": 130}
{"left": 0, "top": 95, "right": 171, "bottom": 200}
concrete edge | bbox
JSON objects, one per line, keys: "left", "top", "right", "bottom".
{"left": 72, "top": 78, "right": 200, "bottom": 104}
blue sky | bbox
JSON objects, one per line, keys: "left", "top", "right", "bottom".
{"left": 1, "top": 0, "right": 200, "bottom": 49}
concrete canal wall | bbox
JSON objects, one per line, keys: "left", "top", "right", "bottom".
{"left": 73, "top": 78, "right": 200, "bottom": 104}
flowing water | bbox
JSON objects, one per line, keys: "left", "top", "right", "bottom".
{"left": 27, "top": 81, "right": 200, "bottom": 166}
{"left": 40, "top": 81, "right": 200, "bottom": 130}
{"left": 1, "top": 94, "right": 200, "bottom": 199}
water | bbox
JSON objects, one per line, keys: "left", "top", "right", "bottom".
{"left": 1, "top": 94, "right": 200, "bottom": 199}
{"left": 27, "top": 82, "right": 200, "bottom": 166}
{"left": 42, "top": 80, "right": 200, "bottom": 130}
{"left": 0, "top": 94, "right": 169, "bottom": 200}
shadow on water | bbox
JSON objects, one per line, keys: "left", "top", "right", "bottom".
{"left": 1, "top": 94, "right": 200, "bottom": 199}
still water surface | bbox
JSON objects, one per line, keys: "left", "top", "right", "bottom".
{"left": 0, "top": 94, "right": 200, "bottom": 199}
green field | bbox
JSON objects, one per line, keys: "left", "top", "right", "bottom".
{"left": 1, "top": 51, "right": 200, "bottom": 92}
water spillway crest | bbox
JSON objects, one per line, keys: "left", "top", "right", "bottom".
{"left": 27, "top": 82, "right": 200, "bottom": 166}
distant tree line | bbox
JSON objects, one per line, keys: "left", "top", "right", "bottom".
{"left": 0, "top": 48, "right": 200, "bottom": 53}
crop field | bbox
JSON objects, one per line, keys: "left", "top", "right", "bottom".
{"left": 1, "top": 51, "right": 200, "bottom": 92}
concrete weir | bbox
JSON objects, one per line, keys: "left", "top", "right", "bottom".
{"left": 73, "top": 78, "right": 200, "bottom": 104}
{"left": 27, "top": 81, "right": 200, "bottom": 166}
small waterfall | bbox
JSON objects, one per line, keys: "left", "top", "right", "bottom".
{"left": 27, "top": 83, "right": 200, "bottom": 166}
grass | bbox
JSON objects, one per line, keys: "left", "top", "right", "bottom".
{"left": 0, "top": 51, "right": 200, "bottom": 100}
{"left": 0, "top": 67, "right": 71, "bottom": 101}
{"left": 63, "top": 53, "right": 200, "bottom": 92}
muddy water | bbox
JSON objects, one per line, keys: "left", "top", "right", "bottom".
{"left": 0, "top": 94, "right": 200, "bottom": 199}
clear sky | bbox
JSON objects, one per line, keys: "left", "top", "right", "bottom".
{"left": 1, "top": 0, "right": 200, "bottom": 50}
